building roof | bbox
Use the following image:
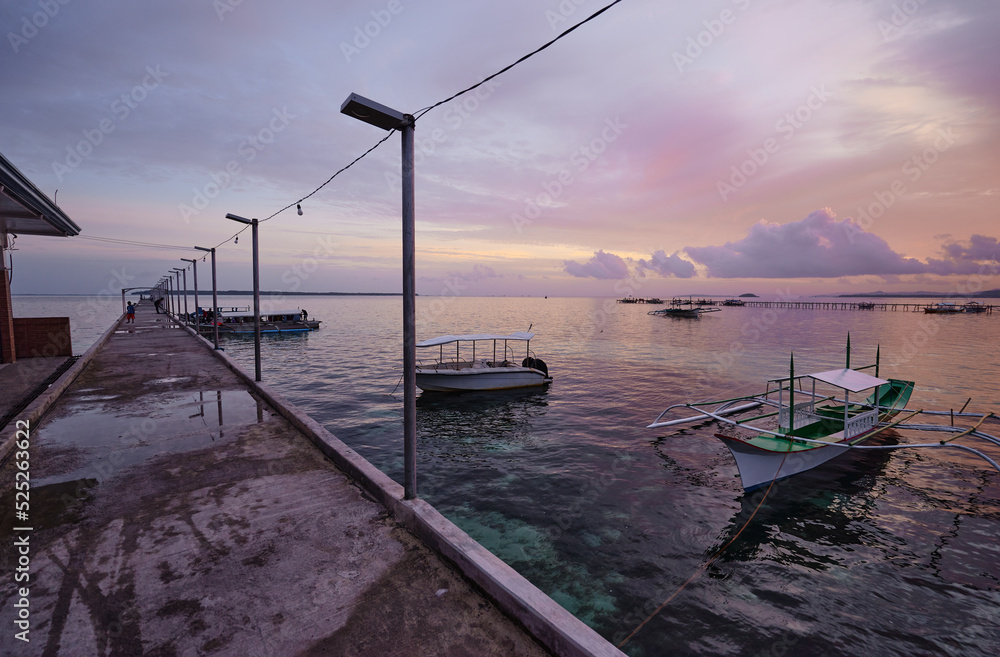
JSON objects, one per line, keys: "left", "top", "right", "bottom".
{"left": 0, "top": 151, "right": 81, "bottom": 237}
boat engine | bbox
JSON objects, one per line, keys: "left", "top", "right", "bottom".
{"left": 522, "top": 357, "right": 548, "bottom": 376}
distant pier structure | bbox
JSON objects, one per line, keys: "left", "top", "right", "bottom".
{"left": 738, "top": 300, "right": 993, "bottom": 313}
{"left": 616, "top": 297, "right": 995, "bottom": 313}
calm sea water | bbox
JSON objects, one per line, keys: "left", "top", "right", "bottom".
{"left": 17, "top": 294, "right": 1000, "bottom": 656}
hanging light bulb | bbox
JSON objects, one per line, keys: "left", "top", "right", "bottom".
{"left": 235, "top": 236, "right": 239, "bottom": 244}
{"left": 297, "top": 203, "right": 303, "bottom": 216}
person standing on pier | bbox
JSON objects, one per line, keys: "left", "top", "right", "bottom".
{"left": 126, "top": 302, "right": 135, "bottom": 323}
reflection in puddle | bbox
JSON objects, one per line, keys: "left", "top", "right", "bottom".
{"left": 145, "top": 376, "right": 192, "bottom": 385}
{"left": 35, "top": 390, "right": 271, "bottom": 486}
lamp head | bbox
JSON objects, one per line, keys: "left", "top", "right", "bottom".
{"left": 340, "top": 93, "right": 407, "bottom": 131}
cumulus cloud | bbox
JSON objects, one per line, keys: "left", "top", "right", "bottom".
{"left": 684, "top": 208, "right": 996, "bottom": 279}
{"left": 942, "top": 235, "right": 999, "bottom": 262}
{"left": 638, "top": 250, "right": 696, "bottom": 278}
{"left": 563, "top": 250, "right": 629, "bottom": 279}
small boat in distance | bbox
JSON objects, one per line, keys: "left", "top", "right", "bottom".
{"left": 647, "top": 339, "right": 1000, "bottom": 491}
{"left": 722, "top": 299, "right": 745, "bottom": 306}
{"left": 923, "top": 302, "right": 963, "bottom": 314}
{"left": 415, "top": 332, "right": 552, "bottom": 392}
{"left": 963, "top": 301, "right": 988, "bottom": 313}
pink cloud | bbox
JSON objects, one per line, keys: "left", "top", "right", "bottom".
{"left": 684, "top": 208, "right": 996, "bottom": 279}
{"left": 638, "top": 250, "right": 696, "bottom": 278}
{"left": 563, "top": 250, "right": 629, "bottom": 279}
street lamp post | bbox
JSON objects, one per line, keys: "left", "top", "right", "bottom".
{"left": 341, "top": 92, "right": 417, "bottom": 500}
{"left": 195, "top": 246, "right": 220, "bottom": 350}
{"left": 180, "top": 267, "right": 189, "bottom": 321}
{"left": 166, "top": 276, "right": 173, "bottom": 316}
{"left": 172, "top": 269, "right": 184, "bottom": 321}
{"left": 182, "top": 258, "right": 199, "bottom": 336}
{"left": 225, "top": 213, "right": 261, "bottom": 381}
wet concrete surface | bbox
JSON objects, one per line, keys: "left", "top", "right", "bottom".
{"left": 0, "top": 357, "right": 73, "bottom": 429}
{"left": 0, "top": 303, "right": 552, "bottom": 656}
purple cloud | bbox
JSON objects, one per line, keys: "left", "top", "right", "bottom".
{"left": 942, "top": 235, "right": 1000, "bottom": 262}
{"left": 638, "top": 250, "right": 696, "bottom": 278}
{"left": 563, "top": 250, "right": 629, "bottom": 279}
{"left": 684, "top": 208, "right": 996, "bottom": 279}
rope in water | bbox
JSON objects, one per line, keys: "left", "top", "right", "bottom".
{"left": 617, "top": 450, "right": 789, "bottom": 649}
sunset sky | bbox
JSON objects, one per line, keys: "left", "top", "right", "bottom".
{"left": 2, "top": 0, "right": 998, "bottom": 298}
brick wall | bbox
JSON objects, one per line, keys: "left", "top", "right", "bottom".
{"left": 13, "top": 317, "right": 73, "bottom": 359}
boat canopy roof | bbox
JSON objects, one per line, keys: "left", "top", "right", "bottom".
{"left": 219, "top": 309, "right": 301, "bottom": 318}
{"left": 417, "top": 332, "right": 534, "bottom": 348}
{"left": 805, "top": 368, "right": 889, "bottom": 392}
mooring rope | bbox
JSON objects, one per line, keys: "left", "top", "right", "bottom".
{"left": 617, "top": 450, "right": 789, "bottom": 649}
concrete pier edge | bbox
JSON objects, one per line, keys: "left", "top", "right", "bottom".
{"left": 0, "top": 312, "right": 125, "bottom": 465}
{"left": 176, "top": 320, "right": 626, "bottom": 657}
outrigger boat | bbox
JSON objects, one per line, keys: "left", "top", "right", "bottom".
{"left": 648, "top": 307, "right": 721, "bottom": 318}
{"left": 197, "top": 309, "right": 320, "bottom": 335}
{"left": 648, "top": 339, "right": 1000, "bottom": 490}
{"left": 415, "top": 331, "right": 551, "bottom": 392}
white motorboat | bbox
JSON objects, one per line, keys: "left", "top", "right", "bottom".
{"left": 415, "top": 332, "right": 552, "bottom": 392}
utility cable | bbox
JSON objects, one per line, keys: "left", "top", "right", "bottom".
{"left": 259, "top": 0, "right": 625, "bottom": 224}
{"left": 413, "top": 0, "right": 625, "bottom": 121}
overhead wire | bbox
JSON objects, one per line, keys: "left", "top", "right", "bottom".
{"left": 258, "top": 0, "right": 626, "bottom": 224}
{"left": 80, "top": 0, "right": 627, "bottom": 268}
{"left": 413, "top": 0, "right": 625, "bottom": 121}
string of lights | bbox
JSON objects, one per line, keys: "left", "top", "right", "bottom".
{"left": 258, "top": 0, "right": 625, "bottom": 225}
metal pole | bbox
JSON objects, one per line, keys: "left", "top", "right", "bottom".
{"left": 167, "top": 277, "right": 173, "bottom": 316}
{"left": 195, "top": 246, "right": 219, "bottom": 349}
{"left": 401, "top": 115, "right": 417, "bottom": 500}
{"left": 174, "top": 272, "right": 181, "bottom": 317}
{"left": 183, "top": 258, "right": 199, "bottom": 336}
{"left": 121, "top": 289, "right": 125, "bottom": 316}
{"left": 211, "top": 250, "right": 219, "bottom": 349}
{"left": 192, "top": 261, "right": 199, "bottom": 335}
{"left": 181, "top": 268, "right": 189, "bottom": 322}
{"left": 251, "top": 218, "right": 261, "bottom": 382}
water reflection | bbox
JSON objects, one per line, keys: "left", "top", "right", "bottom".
{"left": 416, "top": 388, "right": 550, "bottom": 458}
{"left": 705, "top": 432, "right": 898, "bottom": 565}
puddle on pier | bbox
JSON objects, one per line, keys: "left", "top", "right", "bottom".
{"left": 34, "top": 389, "right": 271, "bottom": 486}
{"left": 0, "top": 478, "right": 99, "bottom": 529}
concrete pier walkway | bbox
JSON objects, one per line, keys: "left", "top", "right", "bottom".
{"left": 0, "top": 302, "right": 614, "bottom": 655}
